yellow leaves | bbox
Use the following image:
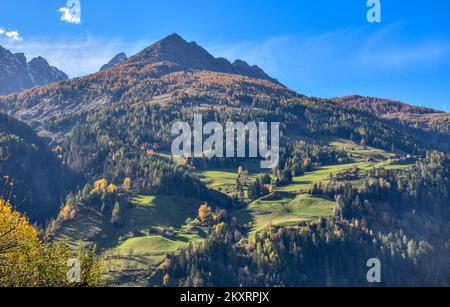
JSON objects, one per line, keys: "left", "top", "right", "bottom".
{"left": 92, "top": 179, "right": 108, "bottom": 194}
{"left": 0, "top": 199, "right": 40, "bottom": 252}
{"left": 1, "top": 198, "right": 41, "bottom": 286}
{"left": 1, "top": 198, "right": 102, "bottom": 287}
{"left": 198, "top": 203, "right": 212, "bottom": 224}
{"left": 123, "top": 177, "right": 131, "bottom": 190}
{"left": 269, "top": 251, "right": 277, "bottom": 261}
{"left": 53, "top": 146, "right": 64, "bottom": 160}
{"left": 237, "top": 166, "right": 244, "bottom": 175}
{"left": 92, "top": 179, "right": 124, "bottom": 194}
{"left": 215, "top": 222, "right": 226, "bottom": 233}
{"left": 53, "top": 146, "right": 63, "bottom": 154}
{"left": 161, "top": 258, "right": 171, "bottom": 269}
{"left": 107, "top": 183, "right": 117, "bottom": 193}
{"left": 358, "top": 127, "right": 367, "bottom": 137}
{"left": 333, "top": 227, "right": 344, "bottom": 238}
{"left": 0, "top": 198, "right": 39, "bottom": 240}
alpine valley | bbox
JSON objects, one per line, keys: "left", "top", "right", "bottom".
{"left": 1, "top": 34, "right": 450, "bottom": 287}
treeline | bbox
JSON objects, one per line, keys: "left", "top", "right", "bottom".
{"left": 312, "top": 151, "right": 450, "bottom": 230}
{"left": 0, "top": 154, "right": 101, "bottom": 287}
{"left": 161, "top": 217, "right": 448, "bottom": 287}
{"left": 159, "top": 151, "right": 450, "bottom": 287}
{"left": 0, "top": 113, "right": 81, "bottom": 223}
{"left": 275, "top": 141, "right": 349, "bottom": 185}
{"left": 47, "top": 154, "right": 235, "bottom": 236}
{"left": 48, "top": 82, "right": 448, "bottom": 183}
{"left": 0, "top": 198, "right": 103, "bottom": 287}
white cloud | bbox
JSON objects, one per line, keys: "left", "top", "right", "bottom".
{"left": 0, "top": 27, "right": 22, "bottom": 42}
{"left": 5, "top": 30, "right": 22, "bottom": 41}
{"left": 59, "top": 0, "right": 82, "bottom": 24}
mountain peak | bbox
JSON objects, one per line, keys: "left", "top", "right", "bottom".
{"left": 29, "top": 56, "right": 49, "bottom": 66}
{"left": 160, "top": 33, "right": 187, "bottom": 44}
{"left": 0, "top": 46, "right": 68, "bottom": 95}
{"left": 14, "top": 53, "right": 27, "bottom": 66}
{"left": 126, "top": 33, "right": 280, "bottom": 84}
{"left": 100, "top": 52, "right": 128, "bottom": 71}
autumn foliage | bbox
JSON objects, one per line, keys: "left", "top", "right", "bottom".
{"left": 0, "top": 198, "right": 102, "bottom": 287}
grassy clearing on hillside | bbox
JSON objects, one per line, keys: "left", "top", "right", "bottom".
{"left": 57, "top": 195, "right": 201, "bottom": 247}
{"left": 129, "top": 195, "right": 197, "bottom": 228}
{"left": 329, "top": 139, "right": 397, "bottom": 160}
{"left": 196, "top": 159, "right": 265, "bottom": 194}
{"left": 233, "top": 193, "right": 334, "bottom": 234}
{"left": 195, "top": 139, "right": 413, "bottom": 236}
{"left": 59, "top": 139, "right": 414, "bottom": 285}
{"left": 277, "top": 163, "right": 363, "bottom": 192}
{"left": 56, "top": 194, "right": 205, "bottom": 285}
{"left": 116, "top": 235, "right": 198, "bottom": 255}
{"left": 105, "top": 233, "right": 203, "bottom": 276}
{"left": 105, "top": 195, "right": 204, "bottom": 258}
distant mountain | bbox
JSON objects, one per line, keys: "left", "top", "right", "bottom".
{"left": 0, "top": 45, "right": 68, "bottom": 95}
{"left": 0, "top": 34, "right": 289, "bottom": 140}
{"left": 125, "top": 33, "right": 279, "bottom": 84}
{"left": 1, "top": 33, "right": 450, "bottom": 287}
{"left": 0, "top": 33, "right": 448, "bottom": 156}
{"left": 100, "top": 52, "right": 128, "bottom": 71}
{"left": 333, "top": 95, "right": 450, "bottom": 136}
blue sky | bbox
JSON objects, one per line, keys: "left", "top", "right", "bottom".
{"left": 1, "top": 0, "right": 450, "bottom": 110}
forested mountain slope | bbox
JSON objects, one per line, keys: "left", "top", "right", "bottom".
{"left": 333, "top": 95, "right": 450, "bottom": 136}
{"left": 0, "top": 113, "right": 80, "bottom": 222}
{"left": 0, "top": 34, "right": 449, "bottom": 286}
{"left": 1, "top": 34, "right": 447, "bottom": 155}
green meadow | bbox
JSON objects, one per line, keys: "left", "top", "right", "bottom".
{"left": 56, "top": 139, "right": 414, "bottom": 285}
{"left": 233, "top": 193, "right": 334, "bottom": 234}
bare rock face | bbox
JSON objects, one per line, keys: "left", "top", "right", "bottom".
{"left": 27, "top": 56, "right": 68, "bottom": 87}
{"left": 100, "top": 52, "right": 128, "bottom": 71}
{"left": 0, "top": 45, "right": 68, "bottom": 95}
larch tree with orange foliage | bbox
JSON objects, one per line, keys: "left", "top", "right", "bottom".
{"left": 198, "top": 203, "right": 212, "bottom": 225}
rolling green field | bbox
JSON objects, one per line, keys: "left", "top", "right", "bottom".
{"left": 56, "top": 139, "right": 414, "bottom": 285}
{"left": 57, "top": 194, "right": 205, "bottom": 285}
{"left": 233, "top": 193, "right": 334, "bottom": 234}
{"left": 104, "top": 195, "right": 205, "bottom": 276}
{"left": 197, "top": 139, "right": 413, "bottom": 235}
{"left": 195, "top": 159, "right": 265, "bottom": 195}
{"left": 57, "top": 195, "right": 202, "bottom": 246}
{"left": 276, "top": 162, "right": 360, "bottom": 192}
{"left": 328, "top": 139, "right": 399, "bottom": 160}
